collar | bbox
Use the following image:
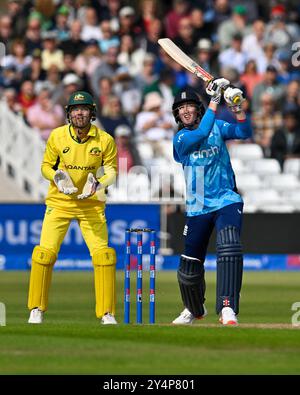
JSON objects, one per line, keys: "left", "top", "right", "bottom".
{"left": 69, "top": 124, "right": 97, "bottom": 143}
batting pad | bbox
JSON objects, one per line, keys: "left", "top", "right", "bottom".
{"left": 216, "top": 226, "right": 243, "bottom": 315}
{"left": 92, "top": 247, "right": 116, "bottom": 318}
{"left": 28, "top": 246, "right": 56, "bottom": 311}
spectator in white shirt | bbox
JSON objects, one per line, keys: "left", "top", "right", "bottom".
{"left": 219, "top": 33, "right": 248, "bottom": 75}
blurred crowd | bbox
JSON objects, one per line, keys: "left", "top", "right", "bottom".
{"left": 1, "top": 0, "right": 300, "bottom": 172}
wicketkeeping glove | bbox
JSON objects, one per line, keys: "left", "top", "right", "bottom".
{"left": 77, "top": 173, "right": 100, "bottom": 199}
{"left": 206, "top": 78, "right": 230, "bottom": 103}
{"left": 224, "top": 86, "right": 245, "bottom": 112}
{"left": 53, "top": 170, "right": 78, "bottom": 195}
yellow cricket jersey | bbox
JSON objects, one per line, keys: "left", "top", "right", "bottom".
{"left": 41, "top": 124, "right": 117, "bottom": 209}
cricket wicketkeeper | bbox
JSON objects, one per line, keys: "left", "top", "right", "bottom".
{"left": 28, "top": 91, "right": 118, "bottom": 325}
{"left": 172, "top": 79, "right": 252, "bottom": 325}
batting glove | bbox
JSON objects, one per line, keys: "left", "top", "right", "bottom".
{"left": 77, "top": 173, "right": 100, "bottom": 200}
{"left": 206, "top": 78, "right": 230, "bottom": 103}
{"left": 224, "top": 86, "right": 245, "bottom": 109}
{"left": 53, "top": 170, "right": 78, "bottom": 195}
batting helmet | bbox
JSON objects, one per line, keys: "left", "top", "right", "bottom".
{"left": 172, "top": 89, "right": 205, "bottom": 127}
{"left": 65, "top": 91, "right": 97, "bottom": 122}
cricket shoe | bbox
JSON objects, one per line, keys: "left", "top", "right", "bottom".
{"left": 101, "top": 313, "right": 118, "bottom": 325}
{"left": 28, "top": 308, "right": 44, "bottom": 324}
{"left": 172, "top": 306, "right": 207, "bottom": 325}
{"left": 219, "top": 307, "right": 238, "bottom": 326}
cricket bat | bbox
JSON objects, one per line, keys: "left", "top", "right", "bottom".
{"left": 158, "top": 38, "right": 241, "bottom": 104}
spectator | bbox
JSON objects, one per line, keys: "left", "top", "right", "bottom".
{"left": 135, "top": 91, "right": 174, "bottom": 142}
{"left": 3, "top": 87, "right": 22, "bottom": 114}
{"left": 98, "top": 19, "right": 119, "bottom": 54}
{"left": 265, "top": 4, "right": 300, "bottom": 50}
{"left": 139, "top": 18, "right": 163, "bottom": 57}
{"left": 271, "top": 110, "right": 300, "bottom": 169}
{"left": 240, "top": 60, "right": 263, "bottom": 99}
{"left": 61, "top": 53, "right": 77, "bottom": 78}
{"left": 241, "top": 19, "right": 266, "bottom": 73}
{"left": 173, "top": 17, "right": 196, "bottom": 56}
{"left": 2, "top": 38, "right": 32, "bottom": 75}
{"left": 98, "top": 95, "right": 132, "bottom": 138}
{"left": 22, "top": 49, "right": 46, "bottom": 85}
{"left": 135, "top": 53, "right": 159, "bottom": 93}
{"left": 190, "top": 8, "right": 213, "bottom": 42}
{"left": 117, "top": 34, "right": 146, "bottom": 76}
{"left": 54, "top": 73, "right": 82, "bottom": 109}
{"left": 0, "top": 64, "right": 19, "bottom": 90}
{"left": 219, "top": 33, "right": 248, "bottom": 74}
{"left": 0, "top": 15, "right": 13, "bottom": 51}
{"left": 59, "top": 19, "right": 85, "bottom": 57}
{"left": 195, "top": 38, "right": 219, "bottom": 78}
{"left": 114, "top": 124, "right": 142, "bottom": 173}
{"left": 91, "top": 46, "right": 120, "bottom": 97}
{"left": 252, "top": 92, "right": 283, "bottom": 156}
{"left": 283, "top": 80, "right": 300, "bottom": 113}
{"left": 113, "top": 67, "right": 142, "bottom": 118}
{"left": 27, "top": 87, "right": 64, "bottom": 141}
{"left": 217, "top": 4, "right": 251, "bottom": 50}
{"left": 97, "top": 76, "right": 114, "bottom": 110}
{"left": 7, "top": 0, "right": 28, "bottom": 38}
{"left": 137, "top": 0, "right": 162, "bottom": 35}
{"left": 41, "top": 31, "right": 64, "bottom": 71}
{"left": 17, "top": 80, "right": 36, "bottom": 116}
{"left": 118, "top": 6, "right": 142, "bottom": 37}
{"left": 260, "top": 42, "right": 280, "bottom": 73}
{"left": 74, "top": 39, "right": 102, "bottom": 81}
{"left": 276, "top": 49, "right": 300, "bottom": 85}
{"left": 252, "top": 65, "right": 285, "bottom": 113}
{"left": 54, "top": 5, "right": 71, "bottom": 42}
{"left": 165, "top": 0, "right": 191, "bottom": 39}
{"left": 24, "top": 16, "right": 42, "bottom": 55}
{"left": 80, "top": 6, "right": 102, "bottom": 42}
{"left": 211, "top": 0, "right": 231, "bottom": 26}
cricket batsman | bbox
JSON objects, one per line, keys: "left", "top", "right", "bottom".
{"left": 28, "top": 91, "right": 118, "bottom": 325}
{"left": 171, "top": 80, "right": 252, "bottom": 325}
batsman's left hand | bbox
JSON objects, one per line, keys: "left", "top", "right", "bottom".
{"left": 77, "top": 173, "right": 100, "bottom": 199}
{"left": 206, "top": 78, "right": 230, "bottom": 103}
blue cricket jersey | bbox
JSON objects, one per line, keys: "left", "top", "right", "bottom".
{"left": 173, "top": 108, "right": 252, "bottom": 216}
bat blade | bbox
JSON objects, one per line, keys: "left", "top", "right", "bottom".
{"left": 158, "top": 38, "right": 213, "bottom": 82}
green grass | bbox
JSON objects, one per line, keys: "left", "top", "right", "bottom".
{"left": 0, "top": 271, "right": 300, "bottom": 374}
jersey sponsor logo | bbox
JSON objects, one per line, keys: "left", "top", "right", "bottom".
{"left": 89, "top": 147, "right": 101, "bottom": 156}
{"left": 66, "top": 165, "right": 96, "bottom": 171}
{"left": 192, "top": 145, "right": 219, "bottom": 159}
{"left": 177, "top": 133, "right": 184, "bottom": 143}
{"left": 63, "top": 147, "right": 70, "bottom": 153}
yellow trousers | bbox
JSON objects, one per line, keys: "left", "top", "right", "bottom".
{"left": 28, "top": 205, "right": 116, "bottom": 318}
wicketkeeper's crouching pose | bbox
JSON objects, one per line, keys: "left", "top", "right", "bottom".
{"left": 28, "top": 91, "right": 118, "bottom": 325}
{"left": 172, "top": 79, "right": 252, "bottom": 325}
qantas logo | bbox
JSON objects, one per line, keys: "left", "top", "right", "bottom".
{"left": 66, "top": 165, "right": 96, "bottom": 170}
{"left": 192, "top": 145, "right": 219, "bottom": 159}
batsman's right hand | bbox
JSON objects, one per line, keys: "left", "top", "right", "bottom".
{"left": 53, "top": 169, "right": 78, "bottom": 195}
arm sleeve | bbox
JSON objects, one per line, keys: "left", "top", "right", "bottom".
{"left": 174, "top": 108, "right": 215, "bottom": 157}
{"left": 216, "top": 117, "right": 252, "bottom": 140}
{"left": 97, "top": 137, "right": 118, "bottom": 187}
{"left": 41, "top": 133, "right": 59, "bottom": 181}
